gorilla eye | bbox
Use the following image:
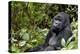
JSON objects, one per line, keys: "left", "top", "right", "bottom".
{"left": 55, "top": 18, "right": 62, "bottom": 21}
{"left": 58, "top": 19, "right": 62, "bottom": 21}
{"left": 55, "top": 18, "right": 58, "bottom": 20}
{"left": 54, "top": 16, "right": 62, "bottom": 21}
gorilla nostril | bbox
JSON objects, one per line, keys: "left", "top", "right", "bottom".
{"left": 55, "top": 23, "right": 57, "bottom": 24}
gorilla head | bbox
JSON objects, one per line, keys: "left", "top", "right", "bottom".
{"left": 52, "top": 12, "right": 70, "bottom": 33}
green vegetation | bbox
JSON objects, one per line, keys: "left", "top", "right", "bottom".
{"left": 9, "top": 1, "right": 78, "bottom": 53}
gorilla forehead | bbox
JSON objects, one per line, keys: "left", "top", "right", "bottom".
{"left": 57, "top": 12, "right": 69, "bottom": 16}
{"left": 53, "top": 12, "right": 70, "bottom": 23}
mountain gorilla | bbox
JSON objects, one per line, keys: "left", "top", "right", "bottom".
{"left": 26, "top": 12, "right": 72, "bottom": 52}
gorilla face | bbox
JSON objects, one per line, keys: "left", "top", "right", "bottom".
{"left": 52, "top": 12, "right": 66, "bottom": 32}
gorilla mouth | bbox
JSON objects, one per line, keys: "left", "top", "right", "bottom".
{"left": 52, "top": 26, "right": 61, "bottom": 33}
{"left": 53, "top": 26, "right": 59, "bottom": 30}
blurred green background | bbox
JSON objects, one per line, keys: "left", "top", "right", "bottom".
{"left": 9, "top": 1, "right": 78, "bottom": 53}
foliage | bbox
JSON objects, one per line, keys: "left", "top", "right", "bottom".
{"left": 9, "top": 1, "right": 78, "bottom": 53}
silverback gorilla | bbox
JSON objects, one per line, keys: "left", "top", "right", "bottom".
{"left": 25, "top": 12, "right": 72, "bottom": 52}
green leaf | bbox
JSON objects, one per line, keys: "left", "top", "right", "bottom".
{"left": 67, "top": 42, "right": 75, "bottom": 49}
{"left": 22, "top": 33, "right": 30, "bottom": 41}
{"left": 31, "top": 39, "right": 37, "bottom": 43}
{"left": 61, "top": 38, "right": 66, "bottom": 46}
{"left": 26, "top": 44, "right": 33, "bottom": 48}
{"left": 11, "top": 44, "right": 20, "bottom": 52}
{"left": 66, "top": 36, "right": 74, "bottom": 45}
{"left": 19, "top": 41, "right": 26, "bottom": 47}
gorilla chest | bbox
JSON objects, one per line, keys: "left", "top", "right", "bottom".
{"left": 48, "top": 33, "right": 62, "bottom": 46}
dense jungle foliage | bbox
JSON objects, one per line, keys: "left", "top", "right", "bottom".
{"left": 9, "top": 1, "right": 78, "bottom": 53}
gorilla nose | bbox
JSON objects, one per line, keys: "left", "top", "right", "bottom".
{"left": 55, "top": 23, "right": 58, "bottom": 25}
{"left": 54, "top": 23, "right": 58, "bottom": 26}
